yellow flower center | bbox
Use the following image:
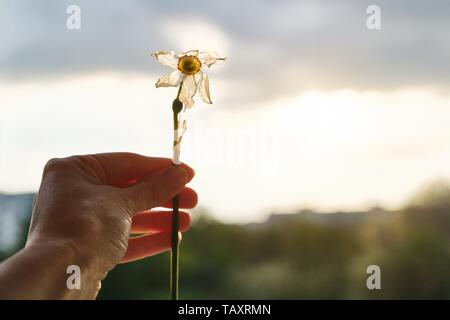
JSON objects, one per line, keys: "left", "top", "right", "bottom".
{"left": 178, "top": 55, "right": 202, "bottom": 75}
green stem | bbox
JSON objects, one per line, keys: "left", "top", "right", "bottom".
{"left": 170, "top": 83, "right": 183, "bottom": 300}
{"left": 170, "top": 194, "right": 179, "bottom": 300}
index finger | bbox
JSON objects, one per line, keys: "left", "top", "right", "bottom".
{"left": 89, "top": 152, "right": 194, "bottom": 187}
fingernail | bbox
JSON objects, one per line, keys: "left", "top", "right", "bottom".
{"left": 164, "top": 166, "right": 187, "bottom": 188}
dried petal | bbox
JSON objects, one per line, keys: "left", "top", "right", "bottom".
{"left": 151, "top": 51, "right": 178, "bottom": 69}
{"left": 198, "top": 72, "right": 212, "bottom": 104}
{"left": 155, "top": 70, "right": 184, "bottom": 88}
{"left": 179, "top": 75, "right": 197, "bottom": 108}
{"left": 194, "top": 71, "right": 203, "bottom": 86}
{"left": 182, "top": 50, "right": 199, "bottom": 57}
{"left": 177, "top": 120, "right": 187, "bottom": 145}
{"left": 198, "top": 50, "right": 226, "bottom": 67}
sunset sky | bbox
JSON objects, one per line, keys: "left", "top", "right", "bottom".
{"left": 1, "top": 0, "right": 450, "bottom": 222}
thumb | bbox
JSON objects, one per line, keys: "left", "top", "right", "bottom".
{"left": 120, "top": 165, "right": 187, "bottom": 214}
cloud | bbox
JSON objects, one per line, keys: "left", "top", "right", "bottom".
{"left": 1, "top": 0, "right": 449, "bottom": 106}
{"left": 159, "top": 18, "right": 231, "bottom": 55}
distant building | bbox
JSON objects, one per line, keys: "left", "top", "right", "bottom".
{"left": 0, "top": 193, "right": 34, "bottom": 250}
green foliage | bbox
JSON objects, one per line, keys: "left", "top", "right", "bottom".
{"left": 2, "top": 198, "right": 450, "bottom": 299}
{"left": 98, "top": 207, "right": 450, "bottom": 299}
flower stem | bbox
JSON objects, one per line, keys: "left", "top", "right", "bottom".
{"left": 170, "top": 194, "right": 179, "bottom": 300}
{"left": 170, "top": 84, "right": 183, "bottom": 300}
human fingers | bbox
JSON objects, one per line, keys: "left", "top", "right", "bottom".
{"left": 162, "top": 187, "right": 198, "bottom": 209}
{"left": 118, "top": 166, "right": 188, "bottom": 213}
{"left": 120, "top": 232, "right": 182, "bottom": 263}
{"left": 91, "top": 153, "right": 194, "bottom": 187}
{"left": 131, "top": 210, "right": 191, "bottom": 233}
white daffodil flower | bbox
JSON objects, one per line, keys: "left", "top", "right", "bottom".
{"left": 152, "top": 50, "right": 225, "bottom": 108}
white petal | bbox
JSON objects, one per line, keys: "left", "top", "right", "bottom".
{"left": 194, "top": 71, "right": 203, "bottom": 86}
{"left": 151, "top": 51, "right": 178, "bottom": 69}
{"left": 179, "top": 75, "right": 197, "bottom": 108}
{"left": 182, "top": 50, "right": 199, "bottom": 57}
{"left": 155, "top": 70, "right": 184, "bottom": 88}
{"left": 198, "top": 72, "right": 212, "bottom": 104}
{"left": 198, "top": 50, "right": 226, "bottom": 67}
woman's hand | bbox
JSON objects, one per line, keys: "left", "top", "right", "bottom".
{"left": 0, "top": 153, "right": 197, "bottom": 299}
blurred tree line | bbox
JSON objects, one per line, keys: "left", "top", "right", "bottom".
{"left": 1, "top": 182, "right": 449, "bottom": 299}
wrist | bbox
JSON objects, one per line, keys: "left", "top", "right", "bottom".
{"left": 24, "top": 239, "right": 104, "bottom": 299}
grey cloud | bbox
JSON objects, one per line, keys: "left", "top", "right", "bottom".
{"left": 1, "top": 0, "right": 449, "bottom": 105}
